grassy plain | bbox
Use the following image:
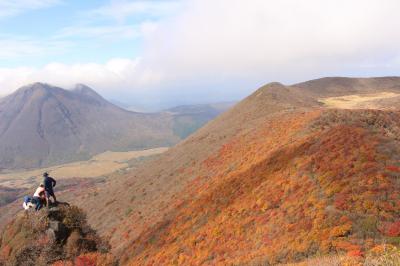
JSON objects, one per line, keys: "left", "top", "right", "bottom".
{"left": 0, "top": 147, "right": 168, "bottom": 189}
{"left": 319, "top": 92, "right": 400, "bottom": 109}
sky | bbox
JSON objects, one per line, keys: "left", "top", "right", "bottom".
{"left": 1, "top": 0, "right": 400, "bottom": 109}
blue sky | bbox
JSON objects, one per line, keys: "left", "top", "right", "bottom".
{"left": 1, "top": 0, "right": 400, "bottom": 110}
{"left": 0, "top": 0, "right": 177, "bottom": 68}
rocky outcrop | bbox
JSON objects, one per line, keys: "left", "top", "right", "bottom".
{"left": 0, "top": 204, "right": 114, "bottom": 265}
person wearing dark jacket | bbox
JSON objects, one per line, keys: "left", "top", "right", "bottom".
{"left": 43, "top": 172, "right": 57, "bottom": 206}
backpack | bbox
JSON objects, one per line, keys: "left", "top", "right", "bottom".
{"left": 23, "top": 196, "right": 32, "bottom": 204}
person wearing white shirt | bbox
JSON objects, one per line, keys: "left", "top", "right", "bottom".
{"left": 32, "top": 184, "right": 45, "bottom": 211}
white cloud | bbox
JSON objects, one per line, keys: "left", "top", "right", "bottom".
{"left": 0, "top": 58, "right": 163, "bottom": 97}
{"left": 140, "top": 0, "right": 400, "bottom": 85}
{"left": 0, "top": 0, "right": 61, "bottom": 18}
{"left": 2, "top": 0, "right": 400, "bottom": 106}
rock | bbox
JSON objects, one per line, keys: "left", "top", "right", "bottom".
{"left": 46, "top": 228, "right": 56, "bottom": 243}
{"left": 49, "top": 221, "right": 60, "bottom": 231}
{"left": 48, "top": 220, "right": 68, "bottom": 242}
{"left": 46, "top": 207, "right": 63, "bottom": 220}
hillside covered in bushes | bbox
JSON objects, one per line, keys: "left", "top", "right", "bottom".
{"left": 119, "top": 109, "right": 400, "bottom": 265}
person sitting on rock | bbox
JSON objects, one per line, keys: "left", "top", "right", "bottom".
{"left": 32, "top": 184, "right": 46, "bottom": 211}
{"left": 43, "top": 172, "right": 57, "bottom": 207}
{"left": 22, "top": 196, "right": 35, "bottom": 210}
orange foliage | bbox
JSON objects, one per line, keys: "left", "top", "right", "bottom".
{"left": 119, "top": 110, "right": 400, "bottom": 265}
{"left": 347, "top": 249, "right": 364, "bottom": 257}
{"left": 368, "top": 244, "right": 397, "bottom": 256}
{"left": 0, "top": 244, "right": 11, "bottom": 260}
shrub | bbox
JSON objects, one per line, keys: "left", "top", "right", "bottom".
{"left": 379, "top": 221, "right": 400, "bottom": 237}
{"left": 74, "top": 252, "right": 116, "bottom": 266}
{"left": 125, "top": 207, "right": 132, "bottom": 217}
{"left": 347, "top": 249, "right": 364, "bottom": 257}
{"left": 355, "top": 216, "right": 378, "bottom": 239}
{"left": 62, "top": 206, "right": 87, "bottom": 230}
{"left": 365, "top": 245, "right": 400, "bottom": 266}
{"left": 0, "top": 245, "right": 10, "bottom": 260}
{"left": 387, "top": 221, "right": 400, "bottom": 237}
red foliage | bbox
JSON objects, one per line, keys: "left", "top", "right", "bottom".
{"left": 386, "top": 165, "right": 400, "bottom": 172}
{"left": 334, "top": 193, "right": 348, "bottom": 210}
{"left": 1, "top": 245, "right": 11, "bottom": 259}
{"left": 262, "top": 234, "right": 272, "bottom": 245}
{"left": 380, "top": 221, "right": 400, "bottom": 237}
{"left": 75, "top": 256, "right": 97, "bottom": 266}
{"left": 118, "top": 110, "right": 400, "bottom": 265}
{"left": 387, "top": 221, "right": 400, "bottom": 237}
{"left": 123, "top": 232, "right": 129, "bottom": 240}
{"left": 347, "top": 249, "right": 364, "bottom": 257}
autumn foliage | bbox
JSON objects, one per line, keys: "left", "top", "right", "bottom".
{"left": 116, "top": 109, "right": 400, "bottom": 265}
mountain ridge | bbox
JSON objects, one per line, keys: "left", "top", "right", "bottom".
{"left": 51, "top": 76, "right": 400, "bottom": 265}
{"left": 291, "top": 76, "right": 400, "bottom": 97}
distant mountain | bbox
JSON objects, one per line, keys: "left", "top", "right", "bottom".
{"left": 109, "top": 99, "right": 131, "bottom": 109}
{"left": 0, "top": 83, "right": 180, "bottom": 170}
{"left": 0, "top": 83, "right": 234, "bottom": 170}
{"left": 292, "top": 76, "right": 400, "bottom": 97}
{"left": 106, "top": 99, "right": 235, "bottom": 137}
{"left": 163, "top": 102, "right": 235, "bottom": 138}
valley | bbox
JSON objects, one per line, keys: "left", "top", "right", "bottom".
{"left": 0, "top": 147, "right": 168, "bottom": 189}
{"left": 1, "top": 77, "right": 400, "bottom": 265}
{"left": 0, "top": 147, "right": 167, "bottom": 232}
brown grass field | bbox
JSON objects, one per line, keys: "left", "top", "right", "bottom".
{"left": 0, "top": 147, "right": 168, "bottom": 189}
{"left": 319, "top": 92, "right": 400, "bottom": 109}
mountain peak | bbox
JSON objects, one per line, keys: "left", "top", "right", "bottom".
{"left": 249, "top": 81, "right": 292, "bottom": 100}
{"left": 29, "top": 82, "right": 50, "bottom": 88}
{"left": 73, "top": 84, "right": 105, "bottom": 102}
{"left": 264, "top": 81, "right": 285, "bottom": 88}
{"left": 10, "top": 83, "right": 64, "bottom": 101}
{"left": 73, "top": 83, "right": 95, "bottom": 93}
{"left": 260, "top": 82, "right": 288, "bottom": 93}
{"left": 18, "top": 82, "right": 53, "bottom": 93}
